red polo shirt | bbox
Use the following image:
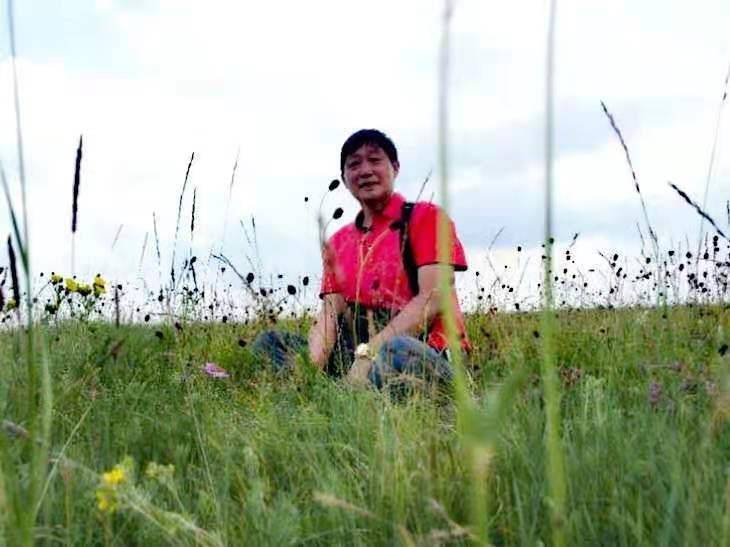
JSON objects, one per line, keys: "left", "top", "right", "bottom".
{"left": 320, "top": 192, "right": 470, "bottom": 352}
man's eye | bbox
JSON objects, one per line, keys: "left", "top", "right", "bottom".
{"left": 369, "top": 157, "right": 381, "bottom": 163}
{"left": 347, "top": 160, "right": 360, "bottom": 168}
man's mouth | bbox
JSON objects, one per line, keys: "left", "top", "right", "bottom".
{"left": 359, "top": 180, "right": 377, "bottom": 188}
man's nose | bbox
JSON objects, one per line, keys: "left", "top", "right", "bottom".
{"left": 358, "top": 161, "right": 373, "bottom": 176}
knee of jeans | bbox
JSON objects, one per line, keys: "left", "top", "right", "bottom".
{"left": 251, "top": 330, "right": 280, "bottom": 354}
{"left": 378, "top": 335, "right": 413, "bottom": 358}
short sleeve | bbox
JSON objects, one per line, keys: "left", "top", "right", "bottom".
{"left": 318, "top": 240, "right": 340, "bottom": 297}
{"left": 409, "top": 203, "right": 467, "bottom": 271}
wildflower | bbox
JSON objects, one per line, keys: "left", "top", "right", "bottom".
{"left": 202, "top": 362, "right": 230, "bottom": 379}
{"left": 93, "top": 274, "right": 106, "bottom": 296}
{"left": 5, "top": 298, "right": 17, "bottom": 311}
{"left": 102, "top": 466, "right": 126, "bottom": 487}
{"left": 96, "top": 461, "right": 129, "bottom": 514}
{"left": 50, "top": 273, "right": 63, "bottom": 284}
{"left": 145, "top": 461, "right": 175, "bottom": 483}
{"left": 76, "top": 283, "right": 92, "bottom": 297}
{"left": 96, "top": 489, "right": 117, "bottom": 513}
{"left": 65, "top": 278, "right": 78, "bottom": 292}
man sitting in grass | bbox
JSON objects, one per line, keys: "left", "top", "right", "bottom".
{"left": 253, "top": 129, "right": 471, "bottom": 389}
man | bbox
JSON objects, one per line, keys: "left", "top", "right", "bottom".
{"left": 254, "top": 129, "right": 470, "bottom": 389}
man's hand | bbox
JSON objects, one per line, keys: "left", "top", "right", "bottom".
{"left": 345, "top": 356, "right": 373, "bottom": 387}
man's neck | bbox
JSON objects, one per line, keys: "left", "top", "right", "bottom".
{"left": 359, "top": 194, "right": 391, "bottom": 228}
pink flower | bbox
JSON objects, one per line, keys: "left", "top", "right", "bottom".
{"left": 202, "top": 362, "right": 230, "bottom": 379}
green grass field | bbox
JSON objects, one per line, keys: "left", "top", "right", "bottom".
{"left": 2, "top": 305, "right": 728, "bottom": 545}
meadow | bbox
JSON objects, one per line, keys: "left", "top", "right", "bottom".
{"left": 1, "top": 296, "right": 729, "bottom": 545}
{"left": 2, "top": 1, "right": 730, "bottom": 545}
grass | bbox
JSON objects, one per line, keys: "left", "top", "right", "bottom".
{"left": 2, "top": 1, "right": 730, "bottom": 544}
{"left": 0, "top": 305, "right": 728, "bottom": 545}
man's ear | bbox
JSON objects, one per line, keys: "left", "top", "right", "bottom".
{"left": 392, "top": 161, "right": 400, "bottom": 176}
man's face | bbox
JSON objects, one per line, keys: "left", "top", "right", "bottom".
{"left": 342, "top": 143, "right": 399, "bottom": 206}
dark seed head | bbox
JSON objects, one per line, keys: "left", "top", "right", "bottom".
{"left": 328, "top": 179, "right": 340, "bottom": 191}
{"left": 287, "top": 285, "right": 296, "bottom": 295}
{"left": 246, "top": 272, "right": 255, "bottom": 284}
{"left": 332, "top": 207, "right": 344, "bottom": 220}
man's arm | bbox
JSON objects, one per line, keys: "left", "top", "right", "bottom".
{"left": 370, "top": 263, "right": 455, "bottom": 351}
{"left": 308, "top": 293, "right": 346, "bottom": 369}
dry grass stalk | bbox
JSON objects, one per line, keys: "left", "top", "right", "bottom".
{"left": 668, "top": 181, "right": 728, "bottom": 241}
{"left": 600, "top": 101, "right": 658, "bottom": 248}
{"left": 312, "top": 491, "right": 376, "bottom": 520}
{"left": 171, "top": 152, "right": 195, "bottom": 287}
{"left": 190, "top": 186, "right": 197, "bottom": 241}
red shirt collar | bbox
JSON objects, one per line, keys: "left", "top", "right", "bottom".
{"left": 354, "top": 192, "right": 406, "bottom": 232}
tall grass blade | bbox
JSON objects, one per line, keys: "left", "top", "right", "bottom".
{"left": 543, "top": 2, "right": 568, "bottom": 545}
{"left": 0, "top": 160, "right": 28, "bottom": 271}
{"left": 139, "top": 231, "right": 149, "bottom": 272}
{"left": 220, "top": 148, "right": 239, "bottom": 249}
{"left": 697, "top": 60, "right": 730, "bottom": 249}
{"left": 2, "top": 3, "right": 53, "bottom": 544}
{"left": 111, "top": 223, "right": 123, "bottom": 251}
{"left": 6, "top": 236, "right": 20, "bottom": 318}
{"left": 171, "top": 152, "right": 195, "bottom": 288}
{"left": 437, "top": 1, "right": 491, "bottom": 543}
{"left": 7, "top": 0, "right": 28, "bottom": 252}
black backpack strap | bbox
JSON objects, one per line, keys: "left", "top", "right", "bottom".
{"left": 399, "top": 202, "right": 419, "bottom": 295}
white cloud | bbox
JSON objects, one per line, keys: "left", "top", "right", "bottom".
{"left": 0, "top": 0, "right": 728, "bottom": 308}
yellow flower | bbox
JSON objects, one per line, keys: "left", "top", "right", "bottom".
{"left": 95, "top": 458, "right": 133, "bottom": 514}
{"left": 77, "top": 283, "right": 92, "bottom": 297}
{"left": 50, "top": 273, "right": 63, "bottom": 284}
{"left": 4, "top": 298, "right": 17, "bottom": 311}
{"left": 93, "top": 274, "right": 106, "bottom": 296}
{"left": 102, "top": 466, "right": 126, "bottom": 487}
{"left": 65, "top": 278, "right": 78, "bottom": 292}
{"left": 96, "top": 489, "right": 117, "bottom": 513}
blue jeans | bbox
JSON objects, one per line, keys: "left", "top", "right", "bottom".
{"left": 251, "top": 331, "right": 453, "bottom": 390}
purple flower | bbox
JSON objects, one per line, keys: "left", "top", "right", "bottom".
{"left": 202, "top": 362, "right": 230, "bottom": 379}
{"left": 648, "top": 381, "right": 662, "bottom": 408}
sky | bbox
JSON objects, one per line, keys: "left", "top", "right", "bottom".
{"left": 0, "top": 0, "right": 729, "bottom": 310}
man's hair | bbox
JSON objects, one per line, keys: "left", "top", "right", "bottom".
{"left": 340, "top": 129, "right": 399, "bottom": 174}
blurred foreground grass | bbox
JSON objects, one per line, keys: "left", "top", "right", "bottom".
{"left": 1, "top": 305, "right": 729, "bottom": 545}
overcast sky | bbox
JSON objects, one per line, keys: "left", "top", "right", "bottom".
{"left": 0, "top": 0, "right": 729, "bottom": 308}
